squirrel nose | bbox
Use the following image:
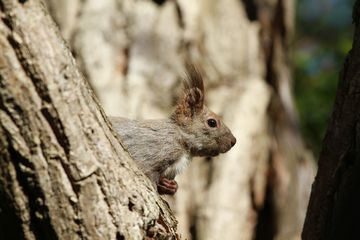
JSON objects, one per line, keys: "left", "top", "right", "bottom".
{"left": 231, "top": 136, "right": 236, "bottom": 147}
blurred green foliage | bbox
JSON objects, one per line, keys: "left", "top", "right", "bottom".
{"left": 294, "top": 0, "right": 355, "bottom": 157}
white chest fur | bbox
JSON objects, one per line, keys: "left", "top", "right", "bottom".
{"left": 163, "top": 153, "right": 192, "bottom": 178}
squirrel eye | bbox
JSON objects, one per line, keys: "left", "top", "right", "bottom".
{"left": 207, "top": 118, "right": 217, "bottom": 128}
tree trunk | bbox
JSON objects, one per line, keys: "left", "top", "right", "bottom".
{"left": 0, "top": 1, "right": 177, "bottom": 239}
{"left": 43, "top": 0, "right": 316, "bottom": 239}
{"left": 302, "top": 1, "right": 360, "bottom": 240}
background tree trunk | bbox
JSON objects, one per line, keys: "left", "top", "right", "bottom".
{"left": 0, "top": 1, "right": 177, "bottom": 239}
{"left": 302, "top": 1, "right": 360, "bottom": 240}
{"left": 44, "top": 0, "right": 316, "bottom": 239}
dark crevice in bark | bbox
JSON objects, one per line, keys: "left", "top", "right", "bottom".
{"left": 205, "top": 157, "right": 215, "bottom": 189}
{"left": 254, "top": 176, "right": 276, "bottom": 240}
{"left": 249, "top": 175, "right": 257, "bottom": 210}
{"left": 241, "top": 0, "right": 258, "bottom": 21}
{"left": 189, "top": 225, "right": 197, "bottom": 239}
{"left": 122, "top": 47, "right": 130, "bottom": 75}
{"left": 0, "top": 180, "right": 26, "bottom": 240}
{"left": 9, "top": 146, "right": 59, "bottom": 240}
{"left": 116, "top": 232, "right": 125, "bottom": 240}
{"left": 40, "top": 107, "right": 71, "bottom": 157}
{"left": 0, "top": 135, "right": 26, "bottom": 240}
{"left": 261, "top": 26, "right": 276, "bottom": 88}
{"left": 2, "top": 15, "right": 14, "bottom": 31}
{"left": 274, "top": 0, "right": 287, "bottom": 44}
{"left": 152, "top": 0, "right": 167, "bottom": 6}
{"left": 259, "top": 0, "right": 287, "bottom": 89}
{"left": 175, "top": 1, "right": 185, "bottom": 29}
{"left": 128, "top": 200, "right": 135, "bottom": 211}
{"left": 189, "top": 215, "right": 198, "bottom": 240}
{"left": 254, "top": 150, "right": 277, "bottom": 240}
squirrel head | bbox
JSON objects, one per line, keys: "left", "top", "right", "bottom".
{"left": 171, "top": 64, "right": 236, "bottom": 157}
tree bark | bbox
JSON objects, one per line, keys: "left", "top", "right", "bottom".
{"left": 302, "top": 1, "right": 360, "bottom": 240}
{"left": 0, "top": 1, "right": 177, "bottom": 239}
{"left": 43, "top": 0, "right": 316, "bottom": 239}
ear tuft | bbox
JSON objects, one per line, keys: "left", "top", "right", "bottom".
{"left": 184, "top": 63, "right": 205, "bottom": 109}
{"left": 184, "top": 63, "right": 204, "bottom": 97}
{"left": 172, "top": 64, "right": 205, "bottom": 125}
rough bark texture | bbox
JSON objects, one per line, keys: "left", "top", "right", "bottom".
{"left": 302, "top": 2, "right": 360, "bottom": 240}
{"left": 0, "top": 1, "right": 177, "bottom": 239}
{"left": 44, "top": 0, "right": 315, "bottom": 239}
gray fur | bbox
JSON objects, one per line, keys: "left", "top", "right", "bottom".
{"left": 110, "top": 117, "right": 188, "bottom": 184}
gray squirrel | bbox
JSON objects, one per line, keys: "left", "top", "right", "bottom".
{"left": 110, "top": 65, "right": 236, "bottom": 195}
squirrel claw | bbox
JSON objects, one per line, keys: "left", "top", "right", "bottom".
{"left": 157, "top": 177, "right": 178, "bottom": 195}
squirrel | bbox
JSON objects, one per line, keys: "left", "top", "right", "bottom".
{"left": 109, "top": 64, "right": 236, "bottom": 195}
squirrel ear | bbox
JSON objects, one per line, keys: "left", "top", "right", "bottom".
{"left": 172, "top": 64, "right": 204, "bottom": 125}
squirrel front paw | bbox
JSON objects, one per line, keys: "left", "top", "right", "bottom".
{"left": 157, "top": 177, "right": 178, "bottom": 195}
